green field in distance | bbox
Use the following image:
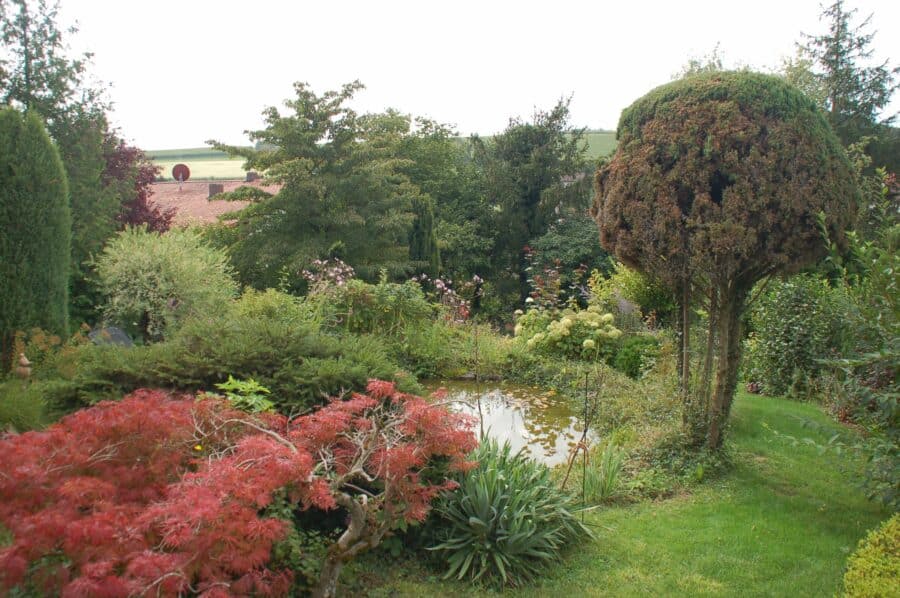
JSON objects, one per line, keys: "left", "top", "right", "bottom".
{"left": 148, "top": 131, "right": 617, "bottom": 180}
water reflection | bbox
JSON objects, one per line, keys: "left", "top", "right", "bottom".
{"left": 425, "top": 381, "right": 597, "bottom": 466}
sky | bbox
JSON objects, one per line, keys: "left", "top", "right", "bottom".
{"left": 57, "top": 0, "right": 900, "bottom": 151}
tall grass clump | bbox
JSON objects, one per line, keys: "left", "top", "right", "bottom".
{"left": 583, "top": 441, "right": 627, "bottom": 503}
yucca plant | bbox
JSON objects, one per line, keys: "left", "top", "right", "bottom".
{"left": 430, "top": 438, "right": 591, "bottom": 587}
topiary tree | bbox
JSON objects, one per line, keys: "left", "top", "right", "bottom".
{"left": 0, "top": 107, "right": 71, "bottom": 369}
{"left": 592, "top": 71, "right": 858, "bottom": 448}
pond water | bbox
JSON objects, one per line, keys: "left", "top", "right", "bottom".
{"left": 424, "top": 380, "right": 597, "bottom": 466}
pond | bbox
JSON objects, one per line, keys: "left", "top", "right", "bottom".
{"left": 424, "top": 380, "right": 598, "bottom": 466}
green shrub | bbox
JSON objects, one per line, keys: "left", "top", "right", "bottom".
{"left": 842, "top": 514, "right": 899, "bottom": 598}
{"left": 96, "top": 227, "right": 238, "bottom": 342}
{"left": 613, "top": 335, "right": 660, "bottom": 379}
{"left": 589, "top": 262, "right": 676, "bottom": 327}
{"left": 430, "top": 438, "right": 590, "bottom": 587}
{"left": 387, "top": 321, "right": 464, "bottom": 379}
{"left": 0, "top": 380, "right": 48, "bottom": 432}
{"left": 229, "top": 288, "right": 312, "bottom": 326}
{"left": 745, "top": 274, "right": 854, "bottom": 396}
{"left": 310, "top": 278, "right": 435, "bottom": 335}
{"left": 39, "top": 292, "right": 418, "bottom": 414}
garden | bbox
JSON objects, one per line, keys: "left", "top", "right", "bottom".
{"left": 1, "top": 1, "right": 898, "bottom": 597}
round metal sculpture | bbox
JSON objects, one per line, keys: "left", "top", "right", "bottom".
{"left": 172, "top": 163, "right": 191, "bottom": 182}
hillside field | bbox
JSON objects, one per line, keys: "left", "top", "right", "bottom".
{"left": 148, "top": 131, "right": 618, "bottom": 180}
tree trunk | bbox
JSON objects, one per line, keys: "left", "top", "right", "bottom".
{"left": 706, "top": 289, "right": 745, "bottom": 449}
{"left": 699, "top": 289, "right": 718, "bottom": 432}
{"left": 681, "top": 282, "right": 691, "bottom": 387}
{"left": 676, "top": 292, "right": 685, "bottom": 388}
{"left": 680, "top": 280, "right": 703, "bottom": 442}
{"left": 312, "top": 491, "right": 389, "bottom": 598}
{"left": 0, "top": 333, "right": 11, "bottom": 376}
{"left": 313, "top": 557, "right": 344, "bottom": 598}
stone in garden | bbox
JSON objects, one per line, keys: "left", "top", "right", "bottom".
{"left": 14, "top": 353, "right": 31, "bottom": 379}
{"left": 245, "top": 171, "right": 260, "bottom": 182}
{"left": 208, "top": 183, "right": 225, "bottom": 198}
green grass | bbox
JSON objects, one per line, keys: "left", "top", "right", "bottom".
{"left": 147, "top": 147, "right": 247, "bottom": 161}
{"left": 376, "top": 394, "right": 888, "bottom": 597}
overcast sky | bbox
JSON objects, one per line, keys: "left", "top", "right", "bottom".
{"left": 58, "top": 0, "right": 900, "bottom": 150}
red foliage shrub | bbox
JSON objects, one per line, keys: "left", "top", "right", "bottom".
{"left": 103, "top": 136, "right": 174, "bottom": 232}
{"left": 0, "top": 381, "right": 477, "bottom": 597}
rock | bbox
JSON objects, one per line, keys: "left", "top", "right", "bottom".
{"left": 88, "top": 326, "right": 134, "bottom": 347}
{"left": 208, "top": 183, "right": 225, "bottom": 198}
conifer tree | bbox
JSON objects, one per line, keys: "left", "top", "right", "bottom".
{"left": 0, "top": 107, "right": 71, "bottom": 367}
{"left": 799, "top": 0, "right": 898, "bottom": 146}
{"left": 409, "top": 196, "right": 441, "bottom": 276}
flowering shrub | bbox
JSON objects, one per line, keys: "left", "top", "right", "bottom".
{"left": 412, "top": 273, "right": 483, "bottom": 323}
{"left": 301, "top": 258, "right": 356, "bottom": 290}
{"left": 0, "top": 381, "right": 477, "bottom": 597}
{"left": 515, "top": 305, "right": 621, "bottom": 361}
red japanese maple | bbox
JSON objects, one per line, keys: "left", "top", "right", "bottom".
{"left": 0, "top": 381, "right": 476, "bottom": 597}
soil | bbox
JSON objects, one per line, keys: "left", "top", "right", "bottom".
{"left": 149, "top": 180, "right": 281, "bottom": 225}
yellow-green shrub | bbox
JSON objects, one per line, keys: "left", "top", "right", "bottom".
{"left": 842, "top": 514, "right": 899, "bottom": 597}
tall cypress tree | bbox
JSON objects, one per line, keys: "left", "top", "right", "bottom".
{"left": 0, "top": 107, "right": 71, "bottom": 368}
{"left": 409, "top": 196, "right": 441, "bottom": 276}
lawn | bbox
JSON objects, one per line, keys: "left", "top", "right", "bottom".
{"left": 375, "top": 394, "right": 887, "bottom": 597}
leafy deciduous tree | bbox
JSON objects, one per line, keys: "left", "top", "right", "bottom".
{"left": 208, "top": 83, "right": 422, "bottom": 290}
{"left": 103, "top": 135, "right": 172, "bottom": 231}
